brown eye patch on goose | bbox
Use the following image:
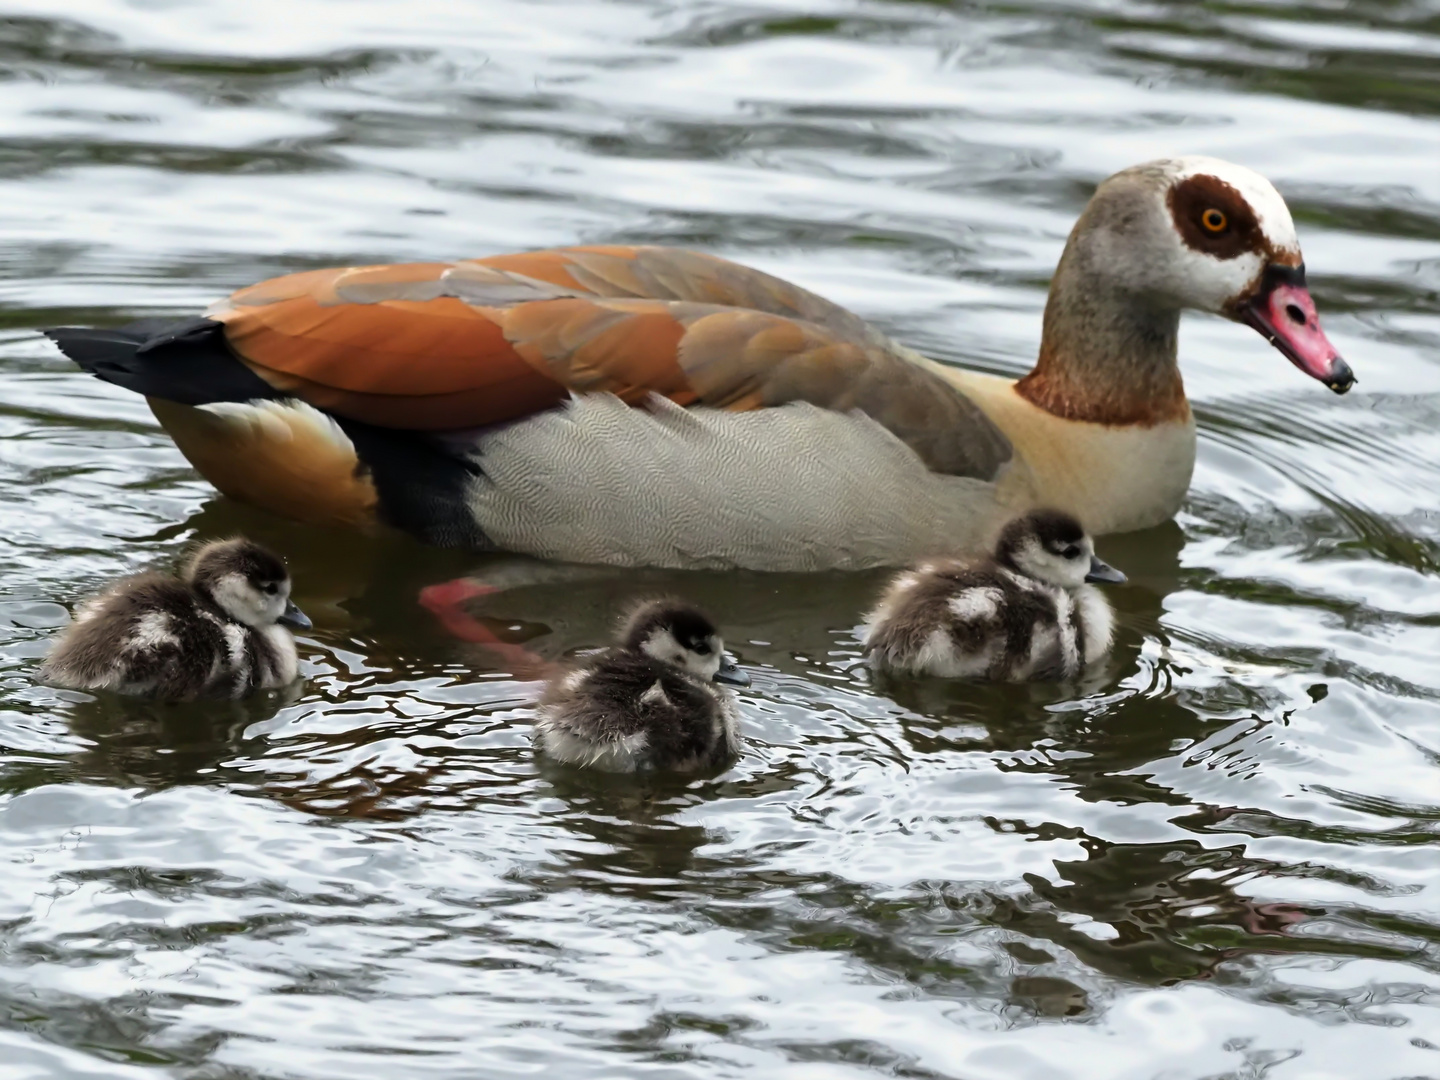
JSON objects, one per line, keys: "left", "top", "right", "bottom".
{"left": 1167, "top": 174, "right": 1264, "bottom": 260}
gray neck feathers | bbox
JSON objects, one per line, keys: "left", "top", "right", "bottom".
{"left": 1018, "top": 182, "right": 1188, "bottom": 426}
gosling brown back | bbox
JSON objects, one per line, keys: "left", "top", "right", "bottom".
{"left": 535, "top": 599, "right": 744, "bottom": 773}
{"left": 863, "top": 509, "right": 1120, "bottom": 681}
{"left": 40, "top": 538, "right": 303, "bottom": 700}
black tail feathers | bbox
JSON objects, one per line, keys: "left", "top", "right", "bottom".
{"left": 43, "top": 318, "right": 280, "bottom": 406}
{"left": 44, "top": 317, "right": 492, "bottom": 549}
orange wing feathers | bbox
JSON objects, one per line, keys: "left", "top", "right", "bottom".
{"left": 224, "top": 294, "right": 519, "bottom": 397}
{"left": 207, "top": 249, "right": 835, "bottom": 430}
{"left": 493, "top": 299, "right": 694, "bottom": 405}
{"left": 200, "top": 247, "right": 1012, "bottom": 478}
{"left": 213, "top": 264, "right": 576, "bottom": 429}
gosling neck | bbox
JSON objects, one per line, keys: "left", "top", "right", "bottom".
{"left": 193, "top": 584, "right": 234, "bottom": 623}
{"left": 1015, "top": 238, "right": 1189, "bottom": 428}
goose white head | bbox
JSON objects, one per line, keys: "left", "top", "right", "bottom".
{"left": 187, "top": 538, "right": 310, "bottom": 631}
{"left": 620, "top": 599, "right": 749, "bottom": 686}
{"left": 995, "top": 510, "right": 1126, "bottom": 591}
{"left": 1081, "top": 156, "right": 1353, "bottom": 393}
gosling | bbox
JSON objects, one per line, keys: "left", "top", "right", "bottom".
{"left": 535, "top": 599, "right": 749, "bottom": 773}
{"left": 863, "top": 509, "right": 1125, "bottom": 681}
{"left": 40, "top": 537, "right": 310, "bottom": 700}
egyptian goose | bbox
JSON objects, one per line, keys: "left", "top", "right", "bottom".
{"left": 45, "top": 156, "right": 1352, "bottom": 571}
{"left": 863, "top": 509, "right": 1123, "bottom": 680}
{"left": 41, "top": 538, "right": 310, "bottom": 700}
{"left": 535, "top": 599, "right": 748, "bottom": 773}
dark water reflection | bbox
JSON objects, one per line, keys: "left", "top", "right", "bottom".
{"left": 1, "top": 0, "right": 1439, "bottom": 1077}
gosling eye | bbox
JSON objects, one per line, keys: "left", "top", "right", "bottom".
{"left": 262, "top": 583, "right": 279, "bottom": 595}
{"left": 690, "top": 641, "right": 713, "bottom": 656}
{"left": 1061, "top": 545, "right": 1081, "bottom": 560}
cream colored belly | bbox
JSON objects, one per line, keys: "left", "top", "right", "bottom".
{"left": 937, "top": 368, "right": 1197, "bottom": 535}
{"left": 465, "top": 380, "right": 1192, "bottom": 571}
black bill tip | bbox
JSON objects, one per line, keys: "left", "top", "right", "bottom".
{"left": 278, "top": 600, "right": 312, "bottom": 630}
{"left": 1326, "top": 358, "right": 1356, "bottom": 394}
{"left": 714, "top": 658, "right": 750, "bottom": 687}
{"left": 1085, "top": 557, "right": 1127, "bottom": 585}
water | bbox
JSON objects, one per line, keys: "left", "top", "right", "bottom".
{"left": 0, "top": 0, "right": 1438, "bottom": 1076}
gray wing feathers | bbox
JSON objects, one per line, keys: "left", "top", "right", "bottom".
{"left": 466, "top": 394, "right": 1000, "bottom": 571}
{"left": 555, "top": 248, "right": 1015, "bottom": 481}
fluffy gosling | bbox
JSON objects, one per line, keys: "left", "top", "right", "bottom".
{"left": 535, "top": 599, "right": 748, "bottom": 772}
{"left": 863, "top": 509, "right": 1124, "bottom": 680}
{"left": 40, "top": 537, "right": 310, "bottom": 700}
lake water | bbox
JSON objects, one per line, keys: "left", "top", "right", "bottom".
{"left": 1, "top": 1, "right": 1438, "bottom": 1077}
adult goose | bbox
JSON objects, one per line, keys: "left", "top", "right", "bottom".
{"left": 46, "top": 157, "right": 1352, "bottom": 571}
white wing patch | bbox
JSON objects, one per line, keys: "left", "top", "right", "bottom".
{"left": 1023, "top": 621, "right": 1060, "bottom": 680}
{"left": 129, "top": 611, "right": 178, "bottom": 651}
{"left": 948, "top": 586, "right": 1002, "bottom": 622}
{"left": 862, "top": 571, "right": 923, "bottom": 646}
{"left": 1052, "top": 589, "right": 1080, "bottom": 676}
{"left": 998, "top": 568, "right": 1044, "bottom": 594}
{"left": 535, "top": 718, "right": 650, "bottom": 773}
{"left": 907, "top": 626, "right": 994, "bottom": 678}
{"left": 222, "top": 623, "right": 246, "bottom": 670}
{"left": 72, "top": 597, "right": 105, "bottom": 625}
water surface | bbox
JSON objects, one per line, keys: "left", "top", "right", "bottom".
{"left": 1, "top": 1, "right": 1439, "bottom": 1077}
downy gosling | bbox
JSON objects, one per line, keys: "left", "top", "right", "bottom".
{"left": 536, "top": 599, "right": 749, "bottom": 773}
{"left": 863, "top": 509, "right": 1125, "bottom": 681}
{"left": 41, "top": 537, "right": 311, "bottom": 700}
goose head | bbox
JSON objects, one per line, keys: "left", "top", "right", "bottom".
{"left": 1069, "top": 156, "right": 1352, "bottom": 393}
{"left": 187, "top": 537, "right": 310, "bottom": 630}
{"left": 995, "top": 509, "right": 1127, "bottom": 590}
{"left": 620, "top": 599, "right": 749, "bottom": 686}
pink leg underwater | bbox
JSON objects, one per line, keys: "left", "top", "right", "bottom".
{"left": 418, "top": 578, "right": 552, "bottom": 679}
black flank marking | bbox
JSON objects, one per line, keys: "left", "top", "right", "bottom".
{"left": 332, "top": 418, "right": 493, "bottom": 549}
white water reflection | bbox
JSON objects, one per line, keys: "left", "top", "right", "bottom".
{"left": 0, "top": 1, "right": 1438, "bottom": 1078}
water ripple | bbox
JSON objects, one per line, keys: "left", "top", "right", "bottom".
{"left": 1, "top": 0, "right": 1439, "bottom": 1077}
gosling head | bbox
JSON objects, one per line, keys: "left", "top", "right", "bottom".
{"left": 994, "top": 510, "right": 1127, "bottom": 591}
{"left": 1076, "top": 156, "right": 1352, "bottom": 393}
{"left": 620, "top": 600, "right": 749, "bottom": 686}
{"left": 186, "top": 538, "right": 310, "bottom": 631}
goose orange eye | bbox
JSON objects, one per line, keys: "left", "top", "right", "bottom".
{"left": 1201, "top": 208, "right": 1227, "bottom": 232}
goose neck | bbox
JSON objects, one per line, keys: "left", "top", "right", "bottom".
{"left": 1016, "top": 243, "right": 1188, "bottom": 427}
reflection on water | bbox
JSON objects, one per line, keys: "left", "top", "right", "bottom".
{"left": 1, "top": 0, "right": 1439, "bottom": 1077}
